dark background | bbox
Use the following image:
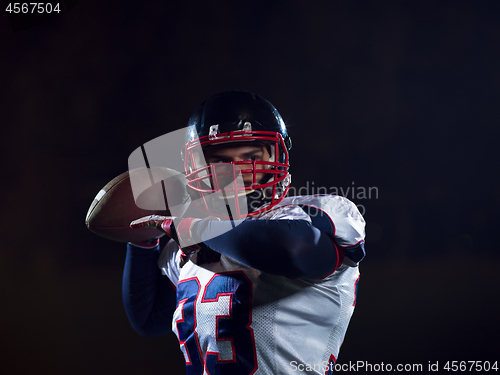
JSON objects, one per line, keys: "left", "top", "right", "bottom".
{"left": 1, "top": 1, "right": 499, "bottom": 374}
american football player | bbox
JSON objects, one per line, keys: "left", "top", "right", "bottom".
{"left": 122, "top": 91, "right": 366, "bottom": 375}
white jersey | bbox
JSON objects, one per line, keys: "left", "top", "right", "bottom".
{"left": 158, "top": 195, "right": 365, "bottom": 375}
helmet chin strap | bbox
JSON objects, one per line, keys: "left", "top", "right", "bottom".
{"left": 246, "top": 189, "right": 268, "bottom": 213}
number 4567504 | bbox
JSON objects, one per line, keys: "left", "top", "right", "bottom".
{"left": 6, "top": 3, "right": 61, "bottom": 14}
{"left": 444, "top": 361, "right": 498, "bottom": 372}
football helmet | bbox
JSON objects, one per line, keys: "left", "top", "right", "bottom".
{"left": 184, "top": 91, "right": 292, "bottom": 219}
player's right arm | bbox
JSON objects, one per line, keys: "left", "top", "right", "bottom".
{"left": 122, "top": 240, "right": 177, "bottom": 337}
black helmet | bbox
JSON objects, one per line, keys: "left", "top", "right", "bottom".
{"left": 184, "top": 91, "right": 292, "bottom": 219}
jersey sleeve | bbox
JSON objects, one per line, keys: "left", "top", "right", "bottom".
{"left": 157, "top": 239, "right": 182, "bottom": 286}
{"left": 285, "top": 195, "right": 366, "bottom": 266}
{"left": 122, "top": 242, "right": 178, "bottom": 337}
{"left": 252, "top": 203, "right": 313, "bottom": 221}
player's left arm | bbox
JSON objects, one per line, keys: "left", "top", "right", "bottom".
{"left": 131, "top": 215, "right": 341, "bottom": 279}
{"left": 194, "top": 219, "right": 339, "bottom": 279}
{"left": 306, "top": 196, "right": 366, "bottom": 266}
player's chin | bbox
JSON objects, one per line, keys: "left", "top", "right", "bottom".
{"left": 244, "top": 174, "right": 265, "bottom": 187}
{"left": 242, "top": 179, "right": 253, "bottom": 188}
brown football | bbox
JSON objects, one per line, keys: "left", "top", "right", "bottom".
{"left": 85, "top": 167, "right": 190, "bottom": 243}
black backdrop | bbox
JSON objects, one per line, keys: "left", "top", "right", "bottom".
{"left": 1, "top": 1, "right": 499, "bottom": 374}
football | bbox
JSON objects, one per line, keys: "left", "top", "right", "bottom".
{"left": 85, "top": 167, "right": 190, "bottom": 243}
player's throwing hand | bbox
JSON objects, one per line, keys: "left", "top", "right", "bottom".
{"left": 130, "top": 215, "right": 202, "bottom": 265}
{"left": 130, "top": 215, "right": 176, "bottom": 236}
